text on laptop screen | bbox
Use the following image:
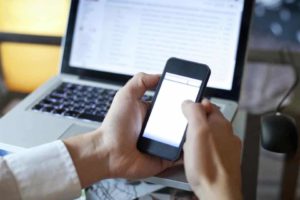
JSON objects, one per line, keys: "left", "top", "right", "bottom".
{"left": 70, "top": 0, "right": 244, "bottom": 90}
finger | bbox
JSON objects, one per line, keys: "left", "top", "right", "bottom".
{"left": 182, "top": 101, "right": 211, "bottom": 150}
{"left": 174, "top": 157, "right": 184, "bottom": 166}
{"left": 207, "top": 103, "right": 234, "bottom": 135}
{"left": 209, "top": 102, "right": 228, "bottom": 121}
{"left": 201, "top": 98, "right": 213, "bottom": 114}
{"left": 142, "top": 101, "right": 152, "bottom": 109}
{"left": 124, "top": 73, "right": 160, "bottom": 99}
{"left": 201, "top": 98, "right": 228, "bottom": 122}
{"left": 160, "top": 159, "right": 182, "bottom": 170}
{"left": 181, "top": 100, "right": 208, "bottom": 124}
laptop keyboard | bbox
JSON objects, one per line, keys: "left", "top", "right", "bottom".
{"left": 32, "top": 82, "right": 152, "bottom": 122}
{"left": 32, "top": 82, "right": 225, "bottom": 123}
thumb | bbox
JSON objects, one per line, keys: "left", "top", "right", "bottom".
{"left": 124, "top": 73, "right": 160, "bottom": 99}
{"left": 181, "top": 100, "right": 207, "bottom": 124}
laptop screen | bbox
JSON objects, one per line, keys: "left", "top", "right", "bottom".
{"left": 68, "top": 0, "right": 245, "bottom": 91}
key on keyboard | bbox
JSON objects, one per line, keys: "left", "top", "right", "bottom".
{"left": 32, "top": 82, "right": 152, "bottom": 122}
{"left": 32, "top": 82, "right": 117, "bottom": 122}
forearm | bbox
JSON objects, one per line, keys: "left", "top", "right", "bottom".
{"left": 63, "top": 130, "right": 110, "bottom": 188}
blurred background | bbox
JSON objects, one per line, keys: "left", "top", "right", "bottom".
{"left": 0, "top": 0, "right": 69, "bottom": 113}
{"left": 251, "top": 0, "right": 300, "bottom": 51}
{"left": 0, "top": 0, "right": 299, "bottom": 199}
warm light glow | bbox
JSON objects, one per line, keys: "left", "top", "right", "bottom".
{"left": 1, "top": 42, "right": 60, "bottom": 93}
{"left": 0, "top": 0, "right": 70, "bottom": 36}
{"left": 0, "top": 0, "right": 70, "bottom": 92}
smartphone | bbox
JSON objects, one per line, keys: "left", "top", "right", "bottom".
{"left": 137, "top": 58, "right": 211, "bottom": 161}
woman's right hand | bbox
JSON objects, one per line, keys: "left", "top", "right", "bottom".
{"left": 182, "top": 99, "right": 242, "bottom": 200}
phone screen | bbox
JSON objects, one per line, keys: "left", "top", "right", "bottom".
{"left": 142, "top": 72, "right": 202, "bottom": 147}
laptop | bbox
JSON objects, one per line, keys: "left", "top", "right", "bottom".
{"left": 0, "top": 0, "right": 253, "bottom": 151}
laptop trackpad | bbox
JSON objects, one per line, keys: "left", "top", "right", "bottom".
{"left": 60, "top": 124, "right": 96, "bottom": 139}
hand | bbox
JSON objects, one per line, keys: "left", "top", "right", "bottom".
{"left": 64, "top": 73, "right": 175, "bottom": 188}
{"left": 100, "top": 72, "right": 175, "bottom": 179}
{"left": 182, "top": 99, "right": 242, "bottom": 200}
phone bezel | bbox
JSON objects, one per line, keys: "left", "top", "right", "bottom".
{"left": 137, "top": 57, "right": 211, "bottom": 161}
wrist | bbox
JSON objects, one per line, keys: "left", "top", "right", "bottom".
{"left": 63, "top": 129, "right": 110, "bottom": 188}
{"left": 193, "top": 176, "right": 242, "bottom": 200}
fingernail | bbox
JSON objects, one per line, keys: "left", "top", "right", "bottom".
{"left": 182, "top": 100, "right": 193, "bottom": 106}
{"left": 202, "top": 98, "right": 209, "bottom": 102}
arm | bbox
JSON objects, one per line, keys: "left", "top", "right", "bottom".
{"left": 1, "top": 141, "right": 81, "bottom": 200}
{"left": 182, "top": 100, "right": 242, "bottom": 200}
{"left": 0, "top": 73, "right": 174, "bottom": 199}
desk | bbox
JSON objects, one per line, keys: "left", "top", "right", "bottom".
{"left": 145, "top": 110, "right": 260, "bottom": 200}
